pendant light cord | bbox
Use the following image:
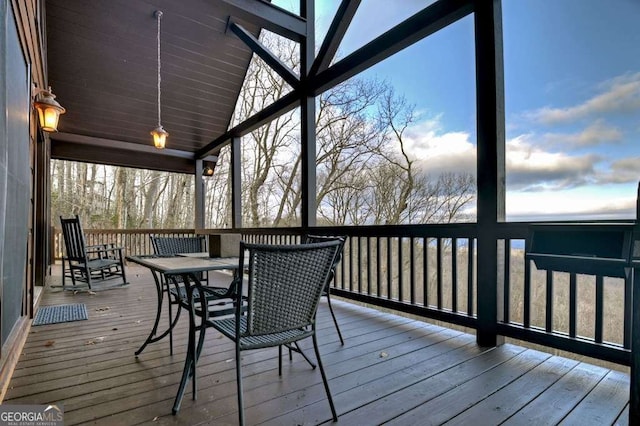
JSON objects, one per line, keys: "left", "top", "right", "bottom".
{"left": 156, "top": 10, "right": 162, "bottom": 128}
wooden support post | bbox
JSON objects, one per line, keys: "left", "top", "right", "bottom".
{"left": 474, "top": 0, "right": 505, "bottom": 347}
{"left": 300, "top": 0, "right": 315, "bottom": 230}
{"left": 231, "top": 137, "right": 242, "bottom": 229}
{"left": 194, "top": 159, "right": 205, "bottom": 229}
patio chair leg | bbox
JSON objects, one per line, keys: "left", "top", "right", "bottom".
{"left": 236, "top": 343, "right": 245, "bottom": 426}
{"left": 278, "top": 345, "right": 282, "bottom": 376}
{"left": 312, "top": 332, "right": 338, "bottom": 422}
{"left": 166, "top": 281, "right": 174, "bottom": 355}
{"left": 285, "top": 342, "right": 316, "bottom": 369}
{"left": 326, "top": 291, "right": 344, "bottom": 345}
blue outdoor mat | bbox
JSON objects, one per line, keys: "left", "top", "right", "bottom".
{"left": 33, "top": 303, "right": 88, "bottom": 326}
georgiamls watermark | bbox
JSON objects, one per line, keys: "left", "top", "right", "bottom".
{"left": 0, "top": 404, "right": 63, "bottom": 426}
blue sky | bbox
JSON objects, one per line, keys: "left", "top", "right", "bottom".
{"left": 275, "top": 0, "right": 640, "bottom": 221}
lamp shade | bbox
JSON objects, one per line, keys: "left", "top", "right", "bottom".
{"left": 150, "top": 125, "right": 169, "bottom": 149}
{"left": 203, "top": 166, "right": 214, "bottom": 177}
{"left": 34, "top": 88, "right": 65, "bottom": 132}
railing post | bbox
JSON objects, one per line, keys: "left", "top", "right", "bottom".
{"left": 474, "top": 0, "right": 505, "bottom": 347}
{"left": 632, "top": 266, "right": 640, "bottom": 422}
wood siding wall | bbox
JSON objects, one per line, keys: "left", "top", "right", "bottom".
{"left": 0, "top": 0, "right": 46, "bottom": 401}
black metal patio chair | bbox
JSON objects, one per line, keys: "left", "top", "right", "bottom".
{"left": 150, "top": 235, "right": 207, "bottom": 259}
{"left": 201, "top": 241, "right": 341, "bottom": 425}
{"left": 60, "top": 215, "right": 128, "bottom": 290}
{"left": 150, "top": 235, "right": 233, "bottom": 354}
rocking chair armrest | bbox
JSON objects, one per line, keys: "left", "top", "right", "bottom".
{"left": 86, "top": 243, "right": 108, "bottom": 251}
{"left": 86, "top": 244, "right": 124, "bottom": 259}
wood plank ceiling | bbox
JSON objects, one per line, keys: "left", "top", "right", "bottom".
{"left": 45, "top": 0, "right": 261, "bottom": 173}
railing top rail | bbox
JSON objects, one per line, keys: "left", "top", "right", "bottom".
{"left": 53, "top": 228, "right": 197, "bottom": 235}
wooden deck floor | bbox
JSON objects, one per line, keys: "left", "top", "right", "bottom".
{"left": 4, "top": 266, "right": 630, "bottom": 425}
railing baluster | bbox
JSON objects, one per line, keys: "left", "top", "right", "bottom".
{"left": 546, "top": 270, "right": 553, "bottom": 333}
{"left": 595, "top": 275, "right": 604, "bottom": 344}
{"left": 376, "top": 237, "right": 381, "bottom": 297}
{"left": 437, "top": 238, "right": 443, "bottom": 310}
{"left": 410, "top": 237, "right": 415, "bottom": 305}
{"left": 524, "top": 255, "right": 531, "bottom": 329}
{"left": 503, "top": 239, "right": 510, "bottom": 322}
{"left": 340, "top": 237, "right": 346, "bottom": 290}
{"left": 366, "top": 237, "right": 372, "bottom": 295}
{"left": 349, "top": 237, "right": 354, "bottom": 292}
{"left": 358, "top": 237, "right": 362, "bottom": 293}
{"left": 467, "top": 238, "right": 474, "bottom": 317}
{"left": 452, "top": 237, "right": 458, "bottom": 313}
{"left": 569, "top": 273, "right": 577, "bottom": 338}
{"left": 387, "top": 237, "right": 392, "bottom": 300}
{"left": 423, "top": 237, "right": 429, "bottom": 307}
{"left": 398, "top": 237, "right": 404, "bottom": 302}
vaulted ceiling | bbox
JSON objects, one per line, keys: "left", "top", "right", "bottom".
{"left": 46, "top": 0, "right": 279, "bottom": 172}
{"left": 44, "top": 0, "right": 475, "bottom": 174}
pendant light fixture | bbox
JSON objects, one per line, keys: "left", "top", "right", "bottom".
{"left": 150, "top": 10, "right": 168, "bottom": 149}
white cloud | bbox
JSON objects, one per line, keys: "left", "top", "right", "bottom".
{"left": 402, "top": 118, "right": 476, "bottom": 175}
{"left": 397, "top": 117, "right": 637, "bottom": 220}
{"left": 526, "top": 72, "right": 640, "bottom": 125}
{"left": 598, "top": 157, "right": 640, "bottom": 184}
{"left": 400, "top": 118, "right": 605, "bottom": 191}
{"left": 506, "top": 190, "right": 636, "bottom": 221}
{"left": 540, "top": 120, "right": 622, "bottom": 148}
{"left": 506, "top": 135, "right": 600, "bottom": 191}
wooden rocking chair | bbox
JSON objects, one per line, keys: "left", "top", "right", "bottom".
{"left": 60, "top": 215, "right": 128, "bottom": 289}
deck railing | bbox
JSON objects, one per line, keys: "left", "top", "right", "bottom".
{"left": 51, "top": 228, "right": 199, "bottom": 260}
{"left": 52, "top": 223, "right": 634, "bottom": 368}
{"left": 241, "top": 224, "right": 633, "bottom": 367}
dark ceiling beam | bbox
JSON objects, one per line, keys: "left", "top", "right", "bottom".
{"left": 229, "top": 21, "right": 300, "bottom": 88}
{"left": 197, "top": 0, "right": 473, "bottom": 160}
{"left": 311, "top": 0, "right": 474, "bottom": 95}
{"left": 220, "top": 0, "right": 306, "bottom": 42}
{"left": 52, "top": 140, "right": 197, "bottom": 174}
{"left": 308, "top": 0, "right": 361, "bottom": 77}
{"left": 196, "top": 90, "right": 300, "bottom": 158}
{"left": 52, "top": 133, "right": 218, "bottom": 162}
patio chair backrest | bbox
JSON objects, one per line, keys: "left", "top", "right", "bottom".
{"left": 241, "top": 240, "right": 340, "bottom": 337}
{"left": 150, "top": 236, "right": 206, "bottom": 256}
{"left": 60, "top": 215, "right": 88, "bottom": 261}
{"left": 303, "top": 235, "right": 346, "bottom": 282}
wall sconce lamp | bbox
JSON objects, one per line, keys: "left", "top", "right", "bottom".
{"left": 33, "top": 86, "right": 65, "bottom": 132}
{"left": 203, "top": 165, "right": 214, "bottom": 177}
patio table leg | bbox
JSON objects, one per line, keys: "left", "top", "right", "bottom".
{"left": 135, "top": 270, "right": 182, "bottom": 356}
{"left": 172, "top": 313, "right": 196, "bottom": 414}
{"left": 173, "top": 275, "right": 205, "bottom": 414}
